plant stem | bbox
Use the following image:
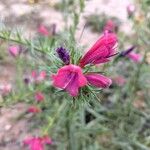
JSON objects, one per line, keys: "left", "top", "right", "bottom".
{"left": 43, "top": 101, "right": 67, "bottom": 135}
{"left": 0, "top": 34, "right": 45, "bottom": 54}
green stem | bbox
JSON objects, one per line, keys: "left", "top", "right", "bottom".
{"left": 43, "top": 101, "right": 67, "bottom": 135}
{"left": 0, "top": 34, "right": 45, "bottom": 54}
{"left": 66, "top": 105, "right": 77, "bottom": 150}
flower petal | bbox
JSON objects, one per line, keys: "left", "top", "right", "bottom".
{"left": 85, "top": 74, "right": 112, "bottom": 88}
{"left": 52, "top": 70, "right": 71, "bottom": 89}
{"left": 38, "top": 25, "right": 49, "bottom": 36}
{"left": 23, "top": 137, "right": 46, "bottom": 150}
{"left": 65, "top": 74, "right": 79, "bottom": 96}
{"left": 127, "top": 52, "right": 142, "bottom": 63}
{"left": 52, "top": 65, "right": 87, "bottom": 96}
{"left": 79, "top": 33, "right": 117, "bottom": 67}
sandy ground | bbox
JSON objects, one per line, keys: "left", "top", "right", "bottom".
{"left": 0, "top": 0, "right": 133, "bottom": 45}
{"left": 0, "top": 0, "right": 132, "bottom": 149}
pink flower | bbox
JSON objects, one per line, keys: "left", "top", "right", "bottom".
{"left": 104, "top": 20, "right": 116, "bottom": 32}
{"left": 127, "top": 4, "right": 135, "bottom": 17}
{"left": 31, "top": 70, "right": 46, "bottom": 83}
{"left": 38, "top": 25, "right": 49, "bottom": 36}
{"left": 23, "top": 136, "right": 52, "bottom": 150}
{"left": 0, "top": 83, "right": 12, "bottom": 96}
{"left": 52, "top": 64, "right": 87, "bottom": 97}
{"left": 127, "top": 52, "right": 142, "bottom": 63}
{"left": 8, "top": 45, "right": 21, "bottom": 57}
{"left": 113, "top": 76, "right": 126, "bottom": 86}
{"left": 27, "top": 106, "right": 41, "bottom": 113}
{"left": 38, "top": 71, "right": 46, "bottom": 80}
{"left": 79, "top": 32, "right": 118, "bottom": 67}
{"left": 31, "top": 70, "right": 37, "bottom": 79}
{"left": 35, "top": 92, "right": 45, "bottom": 102}
{"left": 85, "top": 74, "right": 112, "bottom": 88}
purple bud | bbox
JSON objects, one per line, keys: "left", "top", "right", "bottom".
{"left": 127, "top": 4, "right": 135, "bottom": 17}
{"left": 24, "top": 77, "right": 30, "bottom": 84}
{"left": 51, "top": 24, "right": 56, "bottom": 36}
{"left": 56, "top": 47, "right": 70, "bottom": 65}
{"left": 119, "top": 46, "right": 136, "bottom": 57}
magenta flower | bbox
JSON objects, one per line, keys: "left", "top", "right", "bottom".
{"left": 79, "top": 32, "right": 118, "bottom": 67}
{"left": 8, "top": 45, "right": 21, "bottom": 57}
{"left": 38, "top": 25, "right": 49, "bottom": 36}
{"left": 23, "top": 136, "right": 52, "bottom": 150}
{"left": 52, "top": 64, "right": 87, "bottom": 97}
{"left": 127, "top": 4, "right": 135, "bottom": 17}
{"left": 37, "top": 71, "right": 47, "bottom": 82}
{"left": 113, "top": 76, "right": 126, "bottom": 86}
{"left": 85, "top": 74, "right": 112, "bottom": 88}
{"left": 0, "top": 83, "right": 12, "bottom": 96}
{"left": 35, "top": 92, "right": 45, "bottom": 102}
{"left": 104, "top": 20, "right": 116, "bottom": 33}
{"left": 127, "top": 52, "right": 142, "bottom": 63}
{"left": 31, "top": 70, "right": 46, "bottom": 83}
{"left": 31, "top": 70, "right": 37, "bottom": 79}
{"left": 27, "top": 106, "right": 41, "bottom": 113}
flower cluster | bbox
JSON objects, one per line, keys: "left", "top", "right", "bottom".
{"left": 25, "top": 71, "right": 46, "bottom": 114}
{"left": 52, "top": 32, "right": 118, "bottom": 96}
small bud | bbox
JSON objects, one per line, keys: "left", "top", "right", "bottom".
{"left": 8, "top": 45, "right": 21, "bottom": 57}
{"left": 27, "top": 106, "right": 41, "bottom": 113}
{"left": 127, "top": 4, "right": 135, "bottom": 17}
{"left": 24, "top": 77, "right": 30, "bottom": 85}
{"left": 38, "top": 25, "right": 49, "bottom": 36}
{"left": 119, "top": 46, "right": 136, "bottom": 57}
{"left": 35, "top": 92, "right": 45, "bottom": 102}
{"left": 56, "top": 47, "right": 70, "bottom": 65}
{"left": 51, "top": 23, "right": 56, "bottom": 36}
{"left": 0, "top": 83, "right": 12, "bottom": 96}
